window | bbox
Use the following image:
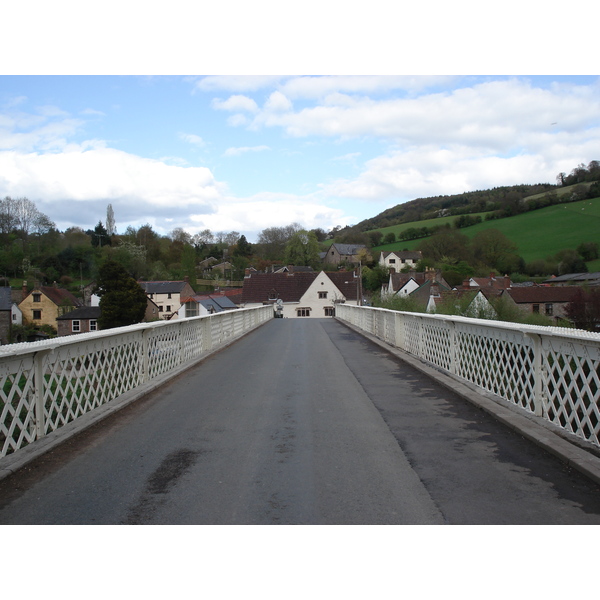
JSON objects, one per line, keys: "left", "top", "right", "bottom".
{"left": 33, "top": 310, "right": 42, "bottom": 320}
{"left": 167, "top": 293, "right": 172, "bottom": 299}
{"left": 545, "top": 303, "right": 553, "bottom": 316}
{"left": 166, "top": 305, "right": 171, "bottom": 312}
{"left": 297, "top": 308, "right": 311, "bottom": 317}
{"left": 324, "top": 307, "right": 335, "bottom": 316}
{"left": 90, "top": 320, "right": 97, "bottom": 331}
{"left": 158, "top": 305, "right": 164, "bottom": 312}
{"left": 186, "top": 304, "right": 199, "bottom": 318}
{"left": 532, "top": 304, "right": 539, "bottom": 313}
{"left": 318, "top": 291, "right": 328, "bottom": 299}
{"left": 72, "top": 320, "right": 81, "bottom": 333}
{"left": 33, "top": 293, "right": 41, "bottom": 302}
{"left": 389, "top": 259, "right": 396, "bottom": 264}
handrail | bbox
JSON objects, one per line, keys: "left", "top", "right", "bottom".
{"left": 0, "top": 306, "right": 272, "bottom": 460}
{"left": 336, "top": 304, "right": 600, "bottom": 448}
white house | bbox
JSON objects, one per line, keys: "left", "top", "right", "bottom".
{"left": 241, "top": 270, "right": 359, "bottom": 318}
{"left": 379, "top": 250, "right": 422, "bottom": 273}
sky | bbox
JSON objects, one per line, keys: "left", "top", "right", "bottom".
{"left": 1, "top": 5, "right": 598, "bottom": 246}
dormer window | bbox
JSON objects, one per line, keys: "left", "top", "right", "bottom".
{"left": 33, "top": 293, "right": 41, "bottom": 302}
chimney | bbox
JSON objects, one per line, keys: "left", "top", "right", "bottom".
{"left": 430, "top": 283, "right": 440, "bottom": 297}
{"left": 22, "top": 281, "right": 28, "bottom": 301}
{"left": 463, "top": 279, "right": 470, "bottom": 289}
{"left": 184, "top": 276, "right": 189, "bottom": 283}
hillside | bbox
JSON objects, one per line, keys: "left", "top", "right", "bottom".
{"left": 372, "top": 196, "right": 600, "bottom": 264}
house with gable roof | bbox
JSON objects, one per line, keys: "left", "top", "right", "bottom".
{"left": 241, "top": 270, "right": 358, "bottom": 318}
{"left": 18, "top": 283, "right": 82, "bottom": 330}
{"left": 174, "top": 293, "right": 238, "bottom": 319}
{"left": 322, "top": 243, "right": 367, "bottom": 267}
{"left": 139, "top": 279, "right": 195, "bottom": 320}
{"left": 381, "top": 268, "right": 448, "bottom": 300}
{"left": 379, "top": 250, "right": 422, "bottom": 273}
{"left": 500, "top": 286, "right": 579, "bottom": 322}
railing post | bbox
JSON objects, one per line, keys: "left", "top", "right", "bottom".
{"left": 525, "top": 332, "right": 544, "bottom": 417}
{"left": 141, "top": 327, "right": 150, "bottom": 383}
{"left": 449, "top": 320, "right": 456, "bottom": 375}
{"left": 33, "top": 349, "right": 49, "bottom": 440}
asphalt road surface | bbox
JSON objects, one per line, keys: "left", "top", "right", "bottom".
{"left": 1, "top": 318, "right": 599, "bottom": 524}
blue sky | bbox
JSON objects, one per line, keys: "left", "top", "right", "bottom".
{"left": 2, "top": 74, "right": 599, "bottom": 243}
{"left": 1, "top": 7, "right": 599, "bottom": 243}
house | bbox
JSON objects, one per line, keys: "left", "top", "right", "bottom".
{"left": 56, "top": 306, "right": 102, "bottom": 336}
{"left": 501, "top": 286, "right": 580, "bottom": 321}
{"left": 379, "top": 250, "right": 422, "bottom": 273}
{"left": 322, "top": 243, "right": 367, "bottom": 267}
{"left": 381, "top": 268, "right": 448, "bottom": 300}
{"left": 174, "top": 294, "right": 238, "bottom": 319}
{"left": 241, "top": 270, "right": 358, "bottom": 318}
{"left": 427, "top": 288, "right": 497, "bottom": 319}
{"left": 409, "top": 279, "right": 452, "bottom": 311}
{"left": 462, "top": 274, "right": 511, "bottom": 291}
{"left": 139, "top": 279, "right": 195, "bottom": 320}
{"left": 18, "top": 283, "right": 82, "bottom": 330}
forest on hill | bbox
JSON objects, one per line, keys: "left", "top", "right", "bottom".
{"left": 336, "top": 160, "right": 600, "bottom": 236}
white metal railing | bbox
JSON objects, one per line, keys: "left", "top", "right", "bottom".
{"left": 0, "top": 306, "right": 272, "bottom": 460}
{"left": 337, "top": 304, "right": 600, "bottom": 448}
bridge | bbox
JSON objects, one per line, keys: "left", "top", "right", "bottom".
{"left": 1, "top": 305, "right": 600, "bottom": 524}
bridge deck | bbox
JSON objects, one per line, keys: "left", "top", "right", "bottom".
{"left": 1, "top": 318, "right": 599, "bottom": 524}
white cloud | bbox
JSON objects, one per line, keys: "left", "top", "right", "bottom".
{"left": 188, "top": 192, "right": 348, "bottom": 238}
{"left": 223, "top": 145, "right": 270, "bottom": 157}
{"left": 211, "top": 94, "right": 259, "bottom": 112}
{"left": 0, "top": 147, "right": 225, "bottom": 233}
{"left": 264, "top": 91, "right": 292, "bottom": 112}
{"left": 179, "top": 132, "right": 205, "bottom": 147}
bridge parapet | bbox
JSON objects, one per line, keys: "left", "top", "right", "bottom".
{"left": 337, "top": 304, "right": 600, "bottom": 449}
{"left": 0, "top": 306, "right": 272, "bottom": 461}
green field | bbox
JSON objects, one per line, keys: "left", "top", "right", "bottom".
{"left": 372, "top": 196, "right": 600, "bottom": 263}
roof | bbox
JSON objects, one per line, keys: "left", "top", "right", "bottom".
{"left": 57, "top": 306, "right": 102, "bottom": 320}
{"left": 241, "top": 271, "right": 358, "bottom": 304}
{"left": 504, "top": 286, "right": 580, "bottom": 304}
{"left": 542, "top": 272, "right": 600, "bottom": 285}
{"left": 26, "top": 286, "right": 82, "bottom": 307}
{"left": 331, "top": 243, "right": 367, "bottom": 256}
{"left": 388, "top": 270, "right": 448, "bottom": 293}
{"left": 0, "top": 287, "right": 12, "bottom": 311}
{"left": 469, "top": 276, "right": 511, "bottom": 290}
{"left": 183, "top": 294, "right": 238, "bottom": 312}
{"left": 139, "top": 281, "right": 190, "bottom": 294}
{"left": 381, "top": 250, "right": 422, "bottom": 260}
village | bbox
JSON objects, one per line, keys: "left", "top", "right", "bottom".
{"left": 2, "top": 241, "right": 597, "bottom": 345}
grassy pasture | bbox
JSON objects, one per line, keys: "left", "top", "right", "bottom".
{"left": 372, "top": 196, "right": 600, "bottom": 263}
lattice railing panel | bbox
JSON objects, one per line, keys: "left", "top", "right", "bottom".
{"left": 42, "top": 334, "right": 144, "bottom": 434}
{"left": 147, "top": 325, "right": 181, "bottom": 379}
{"left": 420, "top": 320, "right": 452, "bottom": 371}
{"left": 543, "top": 339, "right": 600, "bottom": 445}
{"left": 455, "top": 325, "right": 536, "bottom": 412}
{"left": 0, "top": 355, "right": 37, "bottom": 456}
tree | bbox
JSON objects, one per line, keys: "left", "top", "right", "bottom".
{"left": 577, "top": 242, "right": 599, "bottom": 262}
{"left": 91, "top": 221, "right": 110, "bottom": 247}
{"left": 95, "top": 260, "right": 148, "bottom": 329}
{"left": 471, "top": 229, "right": 518, "bottom": 271}
{"left": 565, "top": 288, "right": 600, "bottom": 331}
{"left": 233, "top": 234, "right": 252, "bottom": 257}
{"left": 284, "top": 230, "right": 321, "bottom": 267}
{"left": 106, "top": 204, "right": 116, "bottom": 236}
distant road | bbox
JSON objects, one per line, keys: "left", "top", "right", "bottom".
{"left": 1, "top": 319, "right": 599, "bottom": 524}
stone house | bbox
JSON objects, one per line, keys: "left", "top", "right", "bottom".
{"left": 322, "top": 243, "right": 368, "bottom": 267}
{"left": 501, "top": 286, "right": 579, "bottom": 322}
{"left": 56, "top": 306, "right": 102, "bottom": 336}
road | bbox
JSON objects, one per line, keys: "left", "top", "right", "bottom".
{"left": 1, "top": 318, "right": 599, "bottom": 524}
